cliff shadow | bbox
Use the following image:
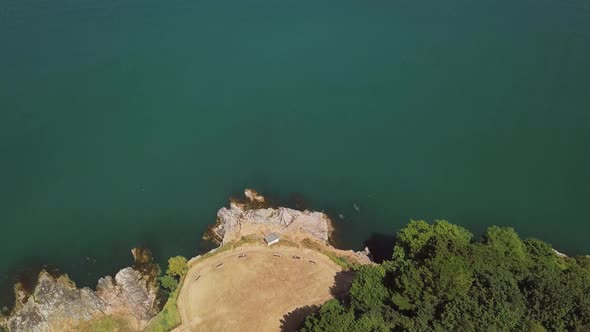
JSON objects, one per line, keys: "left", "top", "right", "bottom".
{"left": 364, "top": 233, "right": 396, "bottom": 263}
{"left": 330, "top": 271, "right": 355, "bottom": 305}
{"left": 279, "top": 305, "right": 319, "bottom": 332}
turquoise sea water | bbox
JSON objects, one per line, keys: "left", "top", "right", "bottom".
{"left": 1, "top": 0, "right": 589, "bottom": 303}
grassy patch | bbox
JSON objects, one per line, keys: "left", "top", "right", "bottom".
{"left": 234, "top": 235, "right": 262, "bottom": 248}
{"left": 73, "top": 315, "right": 131, "bottom": 332}
{"left": 144, "top": 241, "right": 239, "bottom": 332}
{"left": 191, "top": 242, "right": 234, "bottom": 265}
{"left": 301, "top": 238, "right": 358, "bottom": 270}
{"left": 143, "top": 288, "right": 181, "bottom": 332}
{"left": 276, "top": 237, "right": 299, "bottom": 248}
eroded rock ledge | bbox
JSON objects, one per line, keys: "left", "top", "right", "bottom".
{"left": 206, "top": 189, "right": 372, "bottom": 264}
{"left": 3, "top": 249, "right": 160, "bottom": 332}
{"left": 209, "top": 189, "right": 332, "bottom": 244}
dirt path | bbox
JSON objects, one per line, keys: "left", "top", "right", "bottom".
{"left": 175, "top": 245, "right": 351, "bottom": 332}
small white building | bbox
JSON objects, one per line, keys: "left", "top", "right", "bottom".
{"left": 264, "top": 233, "right": 280, "bottom": 246}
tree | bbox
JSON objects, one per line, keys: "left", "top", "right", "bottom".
{"left": 159, "top": 256, "right": 188, "bottom": 294}
{"left": 349, "top": 265, "right": 389, "bottom": 312}
{"left": 300, "top": 300, "right": 355, "bottom": 332}
{"left": 166, "top": 256, "right": 188, "bottom": 278}
{"left": 394, "top": 220, "right": 435, "bottom": 261}
{"left": 159, "top": 275, "right": 179, "bottom": 292}
{"left": 299, "top": 220, "right": 590, "bottom": 332}
{"left": 482, "top": 226, "right": 528, "bottom": 274}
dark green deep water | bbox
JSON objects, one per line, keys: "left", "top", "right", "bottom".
{"left": 1, "top": 0, "right": 589, "bottom": 302}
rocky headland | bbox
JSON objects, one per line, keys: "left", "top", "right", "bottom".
{"left": 1, "top": 249, "right": 160, "bottom": 332}
{"left": 206, "top": 189, "right": 371, "bottom": 264}
{"left": 1, "top": 189, "right": 370, "bottom": 332}
{"left": 210, "top": 189, "right": 332, "bottom": 244}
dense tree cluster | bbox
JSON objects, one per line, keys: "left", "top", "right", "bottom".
{"left": 301, "top": 220, "right": 590, "bottom": 332}
{"left": 158, "top": 256, "right": 188, "bottom": 293}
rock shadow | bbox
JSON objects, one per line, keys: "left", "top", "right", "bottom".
{"left": 364, "top": 233, "right": 396, "bottom": 263}
{"left": 279, "top": 305, "right": 319, "bottom": 332}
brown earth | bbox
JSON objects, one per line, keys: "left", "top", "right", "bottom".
{"left": 174, "top": 244, "right": 353, "bottom": 332}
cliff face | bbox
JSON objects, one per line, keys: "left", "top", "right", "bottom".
{"left": 210, "top": 189, "right": 332, "bottom": 244}
{"left": 3, "top": 249, "right": 160, "bottom": 332}
{"left": 208, "top": 189, "right": 372, "bottom": 265}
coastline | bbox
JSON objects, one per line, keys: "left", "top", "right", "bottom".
{"left": 1, "top": 189, "right": 583, "bottom": 332}
{"left": 0, "top": 189, "right": 370, "bottom": 332}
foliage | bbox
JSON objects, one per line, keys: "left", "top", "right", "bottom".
{"left": 300, "top": 300, "right": 355, "bottom": 332}
{"left": 166, "top": 256, "right": 188, "bottom": 278}
{"left": 144, "top": 287, "right": 182, "bottom": 332}
{"left": 300, "top": 220, "right": 590, "bottom": 332}
{"left": 301, "top": 238, "right": 358, "bottom": 269}
{"left": 233, "top": 235, "right": 262, "bottom": 248}
{"left": 159, "top": 256, "right": 188, "bottom": 293}
{"left": 349, "top": 265, "right": 388, "bottom": 312}
{"left": 158, "top": 275, "right": 179, "bottom": 292}
{"left": 276, "top": 237, "right": 300, "bottom": 248}
{"left": 194, "top": 242, "right": 233, "bottom": 262}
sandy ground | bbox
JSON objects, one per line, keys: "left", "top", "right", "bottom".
{"left": 175, "top": 245, "right": 351, "bottom": 332}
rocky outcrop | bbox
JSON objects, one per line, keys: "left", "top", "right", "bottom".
{"left": 0, "top": 190, "right": 373, "bottom": 332}
{"left": 95, "top": 267, "right": 158, "bottom": 322}
{"left": 211, "top": 189, "right": 332, "bottom": 244}
{"left": 4, "top": 249, "right": 160, "bottom": 332}
{"left": 244, "top": 189, "right": 265, "bottom": 203}
{"left": 7, "top": 272, "right": 106, "bottom": 332}
{"left": 208, "top": 190, "right": 373, "bottom": 264}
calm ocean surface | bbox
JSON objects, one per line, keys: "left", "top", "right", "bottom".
{"left": 1, "top": 0, "right": 589, "bottom": 303}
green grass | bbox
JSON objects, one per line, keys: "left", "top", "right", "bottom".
{"left": 138, "top": 237, "right": 358, "bottom": 332}
{"left": 233, "top": 235, "right": 262, "bottom": 248}
{"left": 74, "top": 315, "right": 131, "bottom": 332}
{"left": 143, "top": 242, "right": 236, "bottom": 332}
{"left": 276, "top": 237, "right": 299, "bottom": 248}
{"left": 143, "top": 288, "right": 181, "bottom": 332}
{"left": 191, "top": 242, "right": 234, "bottom": 264}
{"left": 301, "top": 238, "right": 359, "bottom": 270}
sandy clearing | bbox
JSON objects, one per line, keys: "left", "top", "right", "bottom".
{"left": 175, "top": 245, "right": 350, "bottom": 332}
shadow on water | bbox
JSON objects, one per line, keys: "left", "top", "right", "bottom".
{"left": 364, "top": 233, "right": 396, "bottom": 263}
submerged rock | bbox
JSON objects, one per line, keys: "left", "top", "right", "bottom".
{"left": 4, "top": 250, "right": 160, "bottom": 332}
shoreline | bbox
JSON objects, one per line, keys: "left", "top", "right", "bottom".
{"left": 1, "top": 189, "right": 585, "bottom": 331}
{"left": 0, "top": 189, "right": 370, "bottom": 332}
